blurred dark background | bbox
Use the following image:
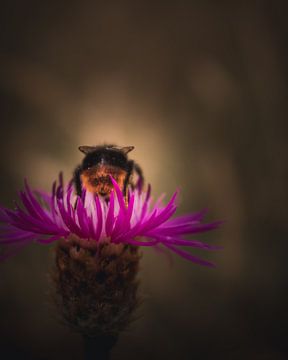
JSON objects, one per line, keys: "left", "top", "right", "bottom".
{"left": 0, "top": 1, "right": 287, "bottom": 359}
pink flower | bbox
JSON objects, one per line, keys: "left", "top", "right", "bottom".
{"left": 0, "top": 174, "right": 221, "bottom": 266}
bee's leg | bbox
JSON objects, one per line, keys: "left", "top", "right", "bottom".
{"left": 133, "top": 162, "right": 144, "bottom": 191}
{"left": 123, "top": 160, "right": 136, "bottom": 205}
{"left": 73, "top": 165, "right": 82, "bottom": 209}
{"left": 124, "top": 191, "right": 129, "bottom": 207}
{"left": 73, "top": 165, "right": 83, "bottom": 196}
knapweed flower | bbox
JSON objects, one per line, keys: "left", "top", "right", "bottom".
{"left": 0, "top": 174, "right": 221, "bottom": 266}
{"left": 0, "top": 174, "right": 221, "bottom": 358}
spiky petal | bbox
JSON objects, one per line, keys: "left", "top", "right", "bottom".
{"left": 0, "top": 174, "right": 221, "bottom": 266}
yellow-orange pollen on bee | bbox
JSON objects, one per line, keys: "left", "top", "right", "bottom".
{"left": 80, "top": 164, "right": 127, "bottom": 199}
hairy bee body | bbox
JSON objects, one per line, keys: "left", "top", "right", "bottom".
{"left": 73, "top": 145, "right": 143, "bottom": 201}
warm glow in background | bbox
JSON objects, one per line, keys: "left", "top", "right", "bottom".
{"left": 0, "top": 2, "right": 287, "bottom": 359}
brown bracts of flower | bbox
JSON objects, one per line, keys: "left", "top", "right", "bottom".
{"left": 52, "top": 237, "right": 141, "bottom": 358}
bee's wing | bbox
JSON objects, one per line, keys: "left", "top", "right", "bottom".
{"left": 78, "top": 146, "right": 98, "bottom": 154}
{"left": 79, "top": 145, "right": 135, "bottom": 155}
{"left": 109, "top": 145, "right": 134, "bottom": 154}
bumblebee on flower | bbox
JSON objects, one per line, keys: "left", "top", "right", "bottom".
{"left": 0, "top": 144, "right": 222, "bottom": 359}
{"left": 0, "top": 144, "right": 221, "bottom": 264}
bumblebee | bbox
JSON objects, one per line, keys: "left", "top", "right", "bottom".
{"left": 73, "top": 145, "right": 144, "bottom": 201}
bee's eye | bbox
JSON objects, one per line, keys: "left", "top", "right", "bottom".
{"left": 91, "top": 178, "right": 99, "bottom": 186}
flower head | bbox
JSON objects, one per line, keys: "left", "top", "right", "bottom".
{"left": 0, "top": 174, "right": 221, "bottom": 266}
